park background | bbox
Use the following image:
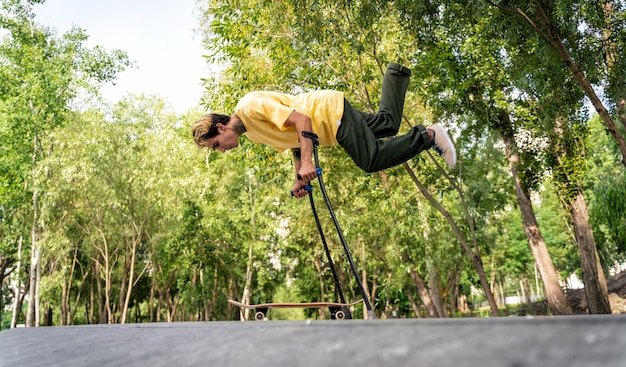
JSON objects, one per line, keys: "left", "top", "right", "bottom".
{"left": 2, "top": 0, "right": 626, "bottom": 327}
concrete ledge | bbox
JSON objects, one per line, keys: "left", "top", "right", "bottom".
{"left": 1, "top": 315, "right": 625, "bottom": 367}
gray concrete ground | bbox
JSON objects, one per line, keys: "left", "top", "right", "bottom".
{"left": 1, "top": 315, "right": 626, "bottom": 367}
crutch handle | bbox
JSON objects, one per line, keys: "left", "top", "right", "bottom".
{"left": 296, "top": 168, "right": 323, "bottom": 181}
{"left": 291, "top": 167, "right": 322, "bottom": 196}
{"left": 290, "top": 182, "right": 313, "bottom": 196}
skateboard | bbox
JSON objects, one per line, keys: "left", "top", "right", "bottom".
{"left": 228, "top": 299, "right": 363, "bottom": 321}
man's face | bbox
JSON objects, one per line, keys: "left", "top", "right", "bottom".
{"left": 208, "top": 123, "right": 239, "bottom": 153}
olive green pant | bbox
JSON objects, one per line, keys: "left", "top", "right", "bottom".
{"left": 336, "top": 63, "right": 431, "bottom": 173}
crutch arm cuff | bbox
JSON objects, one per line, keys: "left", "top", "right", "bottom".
{"left": 302, "top": 131, "right": 319, "bottom": 144}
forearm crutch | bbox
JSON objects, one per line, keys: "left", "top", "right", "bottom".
{"left": 298, "top": 131, "right": 375, "bottom": 319}
{"left": 307, "top": 186, "right": 352, "bottom": 319}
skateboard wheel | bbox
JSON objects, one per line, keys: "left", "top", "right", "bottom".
{"left": 255, "top": 311, "right": 265, "bottom": 321}
{"left": 335, "top": 310, "right": 345, "bottom": 320}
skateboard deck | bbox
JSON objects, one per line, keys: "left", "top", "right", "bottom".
{"left": 228, "top": 299, "right": 363, "bottom": 320}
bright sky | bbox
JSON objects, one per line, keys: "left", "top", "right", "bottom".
{"left": 34, "top": 0, "right": 208, "bottom": 113}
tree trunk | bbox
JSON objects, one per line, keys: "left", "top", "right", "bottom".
{"left": 60, "top": 247, "right": 78, "bottom": 325}
{"left": 405, "top": 286, "right": 422, "bottom": 318}
{"left": 226, "top": 276, "right": 236, "bottom": 320}
{"left": 313, "top": 257, "right": 326, "bottom": 320}
{"left": 11, "top": 235, "right": 24, "bottom": 328}
{"left": 0, "top": 261, "right": 7, "bottom": 330}
{"left": 92, "top": 222, "right": 114, "bottom": 324}
{"left": 505, "top": 136, "right": 573, "bottom": 315}
{"left": 370, "top": 276, "right": 378, "bottom": 319}
{"left": 360, "top": 240, "right": 372, "bottom": 320}
{"left": 149, "top": 274, "right": 156, "bottom": 322}
{"left": 409, "top": 267, "right": 439, "bottom": 317}
{"left": 61, "top": 281, "right": 68, "bottom": 326}
{"left": 27, "top": 187, "right": 42, "bottom": 327}
{"left": 449, "top": 274, "right": 459, "bottom": 316}
{"left": 427, "top": 262, "right": 445, "bottom": 317}
{"left": 95, "top": 263, "right": 107, "bottom": 324}
{"left": 314, "top": 256, "right": 325, "bottom": 300}
{"left": 402, "top": 163, "right": 500, "bottom": 316}
{"left": 457, "top": 294, "right": 469, "bottom": 314}
{"left": 570, "top": 191, "right": 611, "bottom": 314}
{"left": 498, "top": 280, "right": 506, "bottom": 307}
{"left": 240, "top": 243, "right": 254, "bottom": 321}
{"left": 87, "top": 277, "right": 94, "bottom": 324}
{"left": 206, "top": 267, "right": 219, "bottom": 321}
{"left": 489, "top": 255, "right": 497, "bottom": 303}
{"left": 121, "top": 238, "right": 139, "bottom": 324}
{"left": 361, "top": 267, "right": 372, "bottom": 320}
{"left": 71, "top": 266, "right": 89, "bottom": 325}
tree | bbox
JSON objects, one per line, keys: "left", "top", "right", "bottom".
{"left": 197, "top": 0, "right": 509, "bottom": 317}
{"left": 0, "top": 0, "right": 129, "bottom": 326}
{"left": 483, "top": 0, "right": 614, "bottom": 313}
{"left": 586, "top": 115, "right": 626, "bottom": 272}
{"left": 383, "top": 0, "right": 578, "bottom": 314}
{"left": 3, "top": 0, "right": 621, "bottom": 322}
{"left": 488, "top": 0, "right": 626, "bottom": 167}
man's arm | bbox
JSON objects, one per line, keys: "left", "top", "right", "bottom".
{"left": 284, "top": 110, "right": 317, "bottom": 182}
{"left": 291, "top": 148, "right": 302, "bottom": 178}
{"left": 284, "top": 111, "right": 317, "bottom": 198}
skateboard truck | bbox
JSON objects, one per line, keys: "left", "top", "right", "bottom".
{"left": 297, "top": 131, "right": 376, "bottom": 320}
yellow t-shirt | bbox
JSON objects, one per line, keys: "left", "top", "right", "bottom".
{"left": 234, "top": 90, "right": 344, "bottom": 152}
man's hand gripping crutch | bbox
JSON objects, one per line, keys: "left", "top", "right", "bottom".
{"left": 290, "top": 130, "right": 320, "bottom": 198}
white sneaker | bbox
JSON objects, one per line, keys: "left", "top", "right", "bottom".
{"left": 428, "top": 124, "right": 457, "bottom": 168}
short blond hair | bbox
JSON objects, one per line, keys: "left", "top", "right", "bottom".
{"left": 191, "top": 113, "right": 230, "bottom": 148}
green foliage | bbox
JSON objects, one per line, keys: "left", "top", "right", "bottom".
{"left": 0, "top": 0, "right": 131, "bottom": 326}
{"left": 592, "top": 175, "right": 626, "bottom": 251}
{"left": 536, "top": 181, "right": 579, "bottom": 277}
{"left": 2, "top": 0, "right": 625, "bottom": 325}
{"left": 587, "top": 116, "right": 626, "bottom": 263}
